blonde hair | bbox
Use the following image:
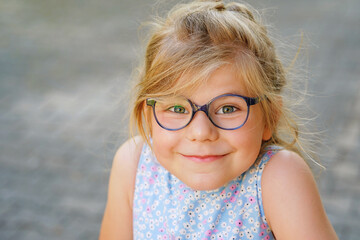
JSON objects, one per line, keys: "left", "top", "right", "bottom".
{"left": 130, "top": 0, "right": 316, "bottom": 163}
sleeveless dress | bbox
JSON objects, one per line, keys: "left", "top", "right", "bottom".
{"left": 133, "top": 144, "right": 281, "bottom": 240}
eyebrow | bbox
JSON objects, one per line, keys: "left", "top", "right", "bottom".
{"left": 182, "top": 91, "right": 249, "bottom": 100}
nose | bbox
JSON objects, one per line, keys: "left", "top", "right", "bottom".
{"left": 185, "top": 111, "right": 219, "bottom": 142}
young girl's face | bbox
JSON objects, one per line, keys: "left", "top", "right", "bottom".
{"left": 150, "top": 65, "right": 271, "bottom": 190}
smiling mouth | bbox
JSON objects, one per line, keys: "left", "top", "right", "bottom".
{"left": 181, "top": 154, "right": 227, "bottom": 163}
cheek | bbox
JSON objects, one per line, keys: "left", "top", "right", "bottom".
{"left": 228, "top": 109, "right": 266, "bottom": 147}
{"left": 151, "top": 120, "right": 180, "bottom": 158}
{"left": 247, "top": 107, "right": 266, "bottom": 134}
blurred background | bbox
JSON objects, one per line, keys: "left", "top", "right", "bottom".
{"left": 0, "top": 0, "right": 359, "bottom": 239}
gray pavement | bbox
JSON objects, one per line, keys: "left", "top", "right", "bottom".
{"left": 0, "top": 0, "right": 359, "bottom": 239}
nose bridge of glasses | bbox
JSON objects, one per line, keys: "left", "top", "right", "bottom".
{"left": 193, "top": 103, "right": 209, "bottom": 115}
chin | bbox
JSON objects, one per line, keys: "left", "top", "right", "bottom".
{"left": 184, "top": 176, "right": 229, "bottom": 191}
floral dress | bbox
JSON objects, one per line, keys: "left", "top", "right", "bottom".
{"left": 133, "top": 144, "right": 280, "bottom": 240}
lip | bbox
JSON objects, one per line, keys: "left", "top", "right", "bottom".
{"left": 181, "top": 154, "right": 226, "bottom": 163}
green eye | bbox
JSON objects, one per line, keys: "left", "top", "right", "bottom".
{"left": 217, "top": 106, "right": 237, "bottom": 114}
{"left": 169, "top": 105, "right": 188, "bottom": 114}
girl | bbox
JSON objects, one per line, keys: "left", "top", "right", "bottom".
{"left": 100, "top": 1, "right": 338, "bottom": 239}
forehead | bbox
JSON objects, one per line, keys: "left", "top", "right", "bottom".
{"left": 176, "top": 65, "right": 251, "bottom": 100}
{"left": 148, "top": 41, "right": 261, "bottom": 97}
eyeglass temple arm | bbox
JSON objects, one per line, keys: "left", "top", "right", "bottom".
{"left": 146, "top": 99, "right": 156, "bottom": 106}
{"left": 248, "top": 96, "right": 263, "bottom": 105}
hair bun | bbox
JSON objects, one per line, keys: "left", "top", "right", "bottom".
{"left": 214, "top": 3, "right": 226, "bottom": 11}
{"left": 225, "top": 2, "right": 255, "bottom": 21}
{"left": 197, "top": 0, "right": 222, "bottom": 2}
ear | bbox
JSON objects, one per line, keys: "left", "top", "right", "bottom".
{"left": 142, "top": 100, "right": 149, "bottom": 121}
{"left": 262, "top": 96, "right": 283, "bottom": 141}
{"left": 142, "top": 100, "right": 153, "bottom": 136}
{"left": 262, "top": 126, "right": 272, "bottom": 141}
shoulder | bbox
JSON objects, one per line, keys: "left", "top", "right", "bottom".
{"left": 112, "top": 135, "right": 144, "bottom": 199}
{"left": 113, "top": 135, "right": 144, "bottom": 173}
{"left": 261, "top": 150, "right": 315, "bottom": 202}
{"left": 262, "top": 149, "right": 310, "bottom": 180}
{"left": 261, "top": 149, "right": 338, "bottom": 240}
{"left": 99, "top": 136, "right": 144, "bottom": 240}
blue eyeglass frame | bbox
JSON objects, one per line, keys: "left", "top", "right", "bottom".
{"left": 146, "top": 93, "right": 261, "bottom": 131}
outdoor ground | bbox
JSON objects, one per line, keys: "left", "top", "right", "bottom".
{"left": 1, "top": 0, "right": 359, "bottom": 239}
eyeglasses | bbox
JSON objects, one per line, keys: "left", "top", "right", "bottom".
{"left": 146, "top": 93, "right": 261, "bottom": 131}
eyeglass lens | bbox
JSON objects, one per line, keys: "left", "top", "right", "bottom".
{"left": 153, "top": 95, "right": 248, "bottom": 130}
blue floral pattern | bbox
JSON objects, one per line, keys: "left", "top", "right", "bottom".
{"left": 133, "top": 144, "right": 280, "bottom": 240}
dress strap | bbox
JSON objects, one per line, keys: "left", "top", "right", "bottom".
{"left": 256, "top": 145, "right": 283, "bottom": 228}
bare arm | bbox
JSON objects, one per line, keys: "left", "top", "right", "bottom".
{"left": 99, "top": 136, "right": 143, "bottom": 240}
{"left": 262, "top": 150, "right": 338, "bottom": 240}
